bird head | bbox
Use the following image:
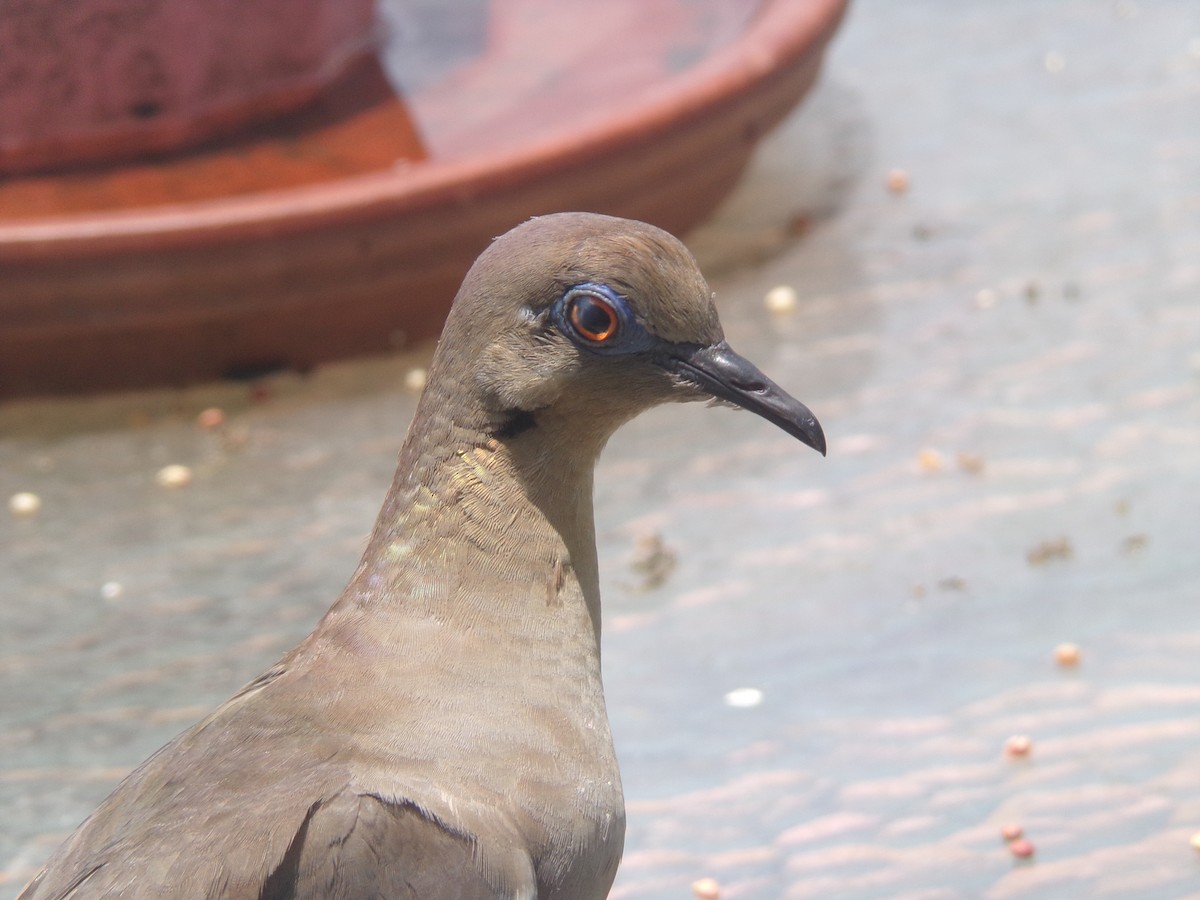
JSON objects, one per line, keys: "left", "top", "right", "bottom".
{"left": 431, "top": 212, "right": 826, "bottom": 457}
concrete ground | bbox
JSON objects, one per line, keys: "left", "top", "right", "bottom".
{"left": 3, "top": 0, "right": 1199, "bottom": 896}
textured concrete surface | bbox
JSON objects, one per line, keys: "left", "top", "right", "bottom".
{"left": 3, "top": 0, "right": 1200, "bottom": 897}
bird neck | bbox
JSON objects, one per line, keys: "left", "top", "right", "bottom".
{"left": 345, "top": 379, "right": 608, "bottom": 646}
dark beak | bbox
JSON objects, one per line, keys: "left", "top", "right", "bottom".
{"left": 663, "top": 341, "right": 826, "bottom": 456}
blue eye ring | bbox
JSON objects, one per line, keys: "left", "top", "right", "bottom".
{"left": 552, "top": 283, "right": 655, "bottom": 355}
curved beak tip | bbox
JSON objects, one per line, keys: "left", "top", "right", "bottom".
{"left": 668, "top": 342, "right": 828, "bottom": 458}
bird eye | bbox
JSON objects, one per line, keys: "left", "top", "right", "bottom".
{"left": 568, "top": 293, "right": 619, "bottom": 343}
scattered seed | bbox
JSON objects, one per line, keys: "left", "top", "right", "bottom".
{"left": 404, "top": 368, "right": 428, "bottom": 392}
{"left": 156, "top": 464, "right": 193, "bottom": 489}
{"left": 1005, "top": 735, "right": 1033, "bottom": 758}
{"left": 1054, "top": 643, "right": 1081, "bottom": 667}
{"left": 725, "top": 688, "right": 763, "bottom": 709}
{"left": 938, "top": 576, "right": 967, "bottom": 592}
{"left": 1044, "top": 51, "right": 1066, "bottom": 74}
{"left": 957, "top": 452, "right": 985, "bottom": 474}
{"left": 1000, "top": 823, "right": 1024, "bottom": 842}
{"left": 786, "top": 214, "right": 812, "bottom": 237}
{"left": 764, "top": 285, "right": 798, "bottom": 314}
{"left": 100, "top": 581, "right": 124, "bottom": 601}
{"left": 8, "top": 492, "right": 42, "bottom": 516}
{"left": 917, "top": 448, "right": 944, "bottom": 472}
{"left": 975, "top": 288, "right": 998, "bottom": 309}
{"left": 630, "top": 533, "right": 677, "bottom": 591}
{"left": 1027, "top": 537, "right": 1073, "bottom": 566}
{"left": 196, "top": 407, "right": 226, "bottom": 430}
{"left": 692, "top": 878, "right": 721, "bottom": 900}
{"left": 1121, "top": 534, "right": 1147, "bottom": 555}
{"left": 1009, "top": 838, "right": 1036, "bottom": 859}
{"left": 1190, "top": 832, "right": 1200, "bottom": 852}
{"left": 885, "top": 168, "right": 910, "bottom": 193}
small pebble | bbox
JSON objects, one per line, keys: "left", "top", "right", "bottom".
{"left": 1005, "top": 735, "right": 1033, "bottom": 758}
{"left": 724, "top": 688, "right": 763, "bottom": 709}
{"left": 100, "top": 581, "right": 124, "bottom": 601}
{"left": 1054, "top": 642, "right": 1081, "bottom": 667}
{"left": 1000, "top": 823, "right": 1024, "bottom": 842}
{"left": 692, "top": 877, "right": 721, "bottom": 900}
{"left": 885, "top": 168, "right": 910, "bottom": 193}
{"left": 404, "top": 368, "right": 429, "bottom": 392}
{"left": 156, "top": 464, "right": 193, "bottom": 489}
{"left": 1009, "top": 838, "right": 1036, "bottom": 859}
{"left": 196, "top": 407, "right": 226, "bottom": 430}
{"left": 8, "top": 492, "right": 42, "bottom": 516}
{"left": 763, "top": 285, "right": 798, "bottom": 314}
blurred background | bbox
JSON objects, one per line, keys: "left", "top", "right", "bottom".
{"left": 2, "top": 0, "right": 1199, "bottom": 896}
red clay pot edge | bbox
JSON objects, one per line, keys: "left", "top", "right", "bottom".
{"left": 0, "top": 0, "right": 848, "bottom": 257}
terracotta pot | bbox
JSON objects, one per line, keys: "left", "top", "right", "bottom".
{"left": 0, "top": 0, "right": 849, "bottom": 397}
{"left": 0, "top": 0, "right": 376, "bottom": 175}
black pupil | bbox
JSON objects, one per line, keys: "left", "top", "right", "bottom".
{"left": 575, "top": 296, "right": 615, "bottom": 338}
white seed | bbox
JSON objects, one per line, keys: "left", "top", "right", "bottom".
{"left": 763, "top": 285, "right": 798, "bottom": 314}
{"left": 1005, "top": 734, "right": 1033, "bottom": 757}
{"left": 404, "top": 368, "right": 428, "bottom": 392}
{"left": 100, "top": 581, "right": 124, "bottom": 601}
{"left": 8, "top": 492, "right": 42, "bottom": 516}
{"left": 156, "top": 464, "right": 193, "bottom": 488}
{"left": 692, "top": 877, "right": 721, "bottom": 899}
{"left": 724, "top": 687, "right": 764, "bottom": 709}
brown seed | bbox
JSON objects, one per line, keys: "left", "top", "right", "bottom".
{"left": 1027, "top": 536, "right": 1073, "bottom": 566}
{"left": 956, "top": 452, "right": 986, "bottom": 474}
{"left": 1008, "top": 839, "right": 1035, "bottom": 860}
{"left": 1009, "top": 838, "right": 1035, "bottom": 859}
{"left": 692, "top": 877, "right": 721, "bottom": 900}
{"left": 1054, "top": 643, "right": 1081, "bottom": 667}
{"left": 886, "top": 168, "right": 910, "bottom": 193}
{"left": 1005, "top": 735, "right": 1032, "bottom": 757}
{"left": 196, "top": 407, "right": 226, "bottom": 430}
{"left": 1000, "top": 823, "right": 1024, "bottom": 842}
{"left": 917, "top": 448, "right": 944, "bottom": 472}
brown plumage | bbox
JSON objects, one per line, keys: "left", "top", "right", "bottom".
{"left": 21, "top": 213, "right": 824, "bottom": 900}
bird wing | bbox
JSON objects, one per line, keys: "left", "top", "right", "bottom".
{"left": 17, "top": 661, "right": 527, "bottom": 900}
{"left": 257, "top": 791, "right": 506, "bottom": 900}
